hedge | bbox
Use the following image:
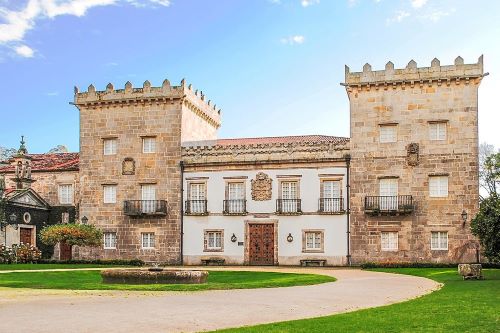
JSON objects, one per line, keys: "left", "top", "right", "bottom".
{"left": 37, "top": 259, "right": 145, "bottom": 266}
{"left": 360, "top": 262, "right": 500, "bottom": 269}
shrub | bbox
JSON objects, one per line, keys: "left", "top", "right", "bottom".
{"left": 37, "top": 259, "right": 145, "bottom": 266}
{"left": 360, "top": 262, "right": 500, "bottom": 269}
{"left": 40, "top": 224, "right": 103, "bottom": 247}
{"left": 0, "top": 245, "right": 15, "bottom": 263}
{"left": 12, "top": 243, "right": 42, "bottom": 263}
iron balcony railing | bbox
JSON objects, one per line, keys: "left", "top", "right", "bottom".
{"left": 318, "top": 198, "right": 345, "bottom": 214}
{"left": 276, "top": 199, "right": 302, "bottom": 214}
{"left": 185, "top": 200, "right": 208, "bottom": 215}
{"left": 124, "top": 200, "right": 167, "bottom": 216}
{"left": 364, "top": 195, "right": 414, "bottom": 215}
{"left": 223, "top": 199, "right": 247, "bottom": 215}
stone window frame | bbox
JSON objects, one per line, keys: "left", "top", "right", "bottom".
{"left": 428, "top": 120, "right": 448, "bottom": 142}
{"left": 430, "top": 231, "right": 448, "bottom": 251}
{"left": 102, "top": 136, "right": 118, "bottom": 156}
{"left": 203, "top": 229, "right": 224, "bottom": 252}
{"left": 141, "top": 135, "right": 157, "bottom": 154}
{"left": 102, "top": 184, "right": 117, "bottom": 204}
{"left": 378, "top": 123, "right": 398, "bottom": 143}
{"left": 224, "top": 179, "right": 247, "bottom": 201}
{"left": 58, "top": 183, "right": 74, "bottom": 205}
{"left": 319, "top": 177, "right": 343, "bottom": 199}
{"left": 381, "top": 231, "right": 399, "bottom": 251}
{"left": 103, "top": 232, "right": 117, "bottom": 250}
{"left": 141, "top": 232, "right": 155, "bottom": 249}
{"left": 278, "top": 178, "right": 301, "bottom": 200}
{"left": 302, "top": 229, "right": 325, "bottom": 253}
{"left": 429, "top": 175, "right": 449, "bottom": 198}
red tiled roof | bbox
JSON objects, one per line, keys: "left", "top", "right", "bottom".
{"left": 0, "top": 153, "right": 79, "bottom": 173}
{"left": 215, "top": 135, "right": 349, "bottom": 146}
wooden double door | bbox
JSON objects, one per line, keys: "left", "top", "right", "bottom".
{"left": 248, "top": 223, "right": 275, "bottom": 266}
{"left": 19, "top": 228, "right": 33, "bottom": 245}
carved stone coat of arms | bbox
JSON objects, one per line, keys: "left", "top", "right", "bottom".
{"left": 251, "top": 172, "right": 272, "bottom": 201}
{"left": 406, "top": 143, "right": 419, "bottom": 166}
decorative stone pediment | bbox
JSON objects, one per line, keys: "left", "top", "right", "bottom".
{"left": 8, "top": 189, "right": 50, "bottom": 210}
{"left": 251, "top": 172, "right": 272, "bottom": 201}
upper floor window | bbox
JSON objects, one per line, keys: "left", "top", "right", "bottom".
{"left": 379, "top": 124, "right": 397, "bottom": 143}
{"left": 429, "top": 122, "right": 447, "bottom": 141}
{"left": 103, "top": 185, "right": 117, "bottom": 204}
{"left": 103, "top": 138, "right": 117, "bottom": 155}
{"left": 141, "top": 184, "right": 156, "bottom": 213}
{"left": 188, "top": 182, "right": 207, "bottom": 214}
{"left": 281, "top": 181, "right": 299, "bottom": 199}
{"left": 429, "top": 176, "right": 448, "bottom": 197}
{"left": 141, "top": 232, "right": 155, "bottom": 249}
{"left": 142, "top": 137, "right": 156, "bottom": 153}
{"left": 322, "top": 180, "right": 341, "bottom": 198}
{"left": 104, "top": 232, "right": 117, "bottom": 249}
{"left": 58, "top": 184, "right": 73, "bottom": 205}
{"left": 381, "top": 232, "right": 398, "bottom": 251}
{"left": 227, "top": 182, "right": 245, "bottom": 200}
{"left": 431, "top": 231, "right": 448, "bottom": 250}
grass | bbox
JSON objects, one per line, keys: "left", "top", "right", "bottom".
{"left": 216, "top": 268, "right": 500, "bottom": 333}
{"left": 0, "top": 269, "right": 335, "bottom": 291}
{"left": 0, "top": 263, "right": 126, "bottom": 271}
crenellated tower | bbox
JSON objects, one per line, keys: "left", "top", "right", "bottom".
{"left": 345, "top": 56, "right": 486, "bottom": 263}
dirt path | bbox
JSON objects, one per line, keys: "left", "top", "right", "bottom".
{"left": 0, "top": 267, "right": 440, "bottom": 333}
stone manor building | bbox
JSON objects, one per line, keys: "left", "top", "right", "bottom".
{"left": 0, "top": 56, "right": 486, "bottom": 265}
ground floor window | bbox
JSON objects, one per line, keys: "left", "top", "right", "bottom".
{"left": 103, "top": 232, "right": 117, "bottom": 249}
{"left": 431, "top": 231, "right": 448, "bottom": 250}
{"left": 381, "top": 232, "right": 398, "bottom": 251}
{"left": 204, "top": 230, "right": 223, "bottom": 252}
{"left": 303, "top": 230, "right": 324, "bottom": 253}
{"left": 141, "top": 232, "right": 155, "bottom": 249}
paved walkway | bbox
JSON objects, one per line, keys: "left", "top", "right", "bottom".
{"left": 0, "top": 267, "right": 440, "bottom": 333}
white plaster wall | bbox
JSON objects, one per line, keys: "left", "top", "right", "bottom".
{"left": 2, "top": 224, "right": 36, "bottom": 247}
{"left": 183, "top": 167, "right": 348, "bottom": 265}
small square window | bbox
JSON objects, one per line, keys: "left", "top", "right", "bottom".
{"left": 381, "top": 232, "right": 398, "bottom": 251}
{"left": 142, "top": 137, "right": 156, "bottom": 153}
{"left": 431, "top": 231, "right": 448, "bottom": 250}
{"left": 379, "top": 125, "right": 397, "bottom": 143}
{"left": 429, "top": 122, "right": 447, "bottom": 141}
{"left": 141, "top": 233, "right": 155, "bottom": 249}
{"left": 104, "top": 232, "right": 117, "bottom": 249}
{"left": 303, "top": 230, "right": 324, "bottom": 253}
{"left": 429, "top": 176, "right": 448, "bottom": 197}
{"left": 58, "top": 184, "right": 73, "bottom": 205}
{"left": 204, "top": 230, "right": 223, "bottom": 252}
{"left": 103, "top": 138, "right": 117, "bottom": 155}
{"left": 103, "top": 185, "right": 117, "bottom": 204}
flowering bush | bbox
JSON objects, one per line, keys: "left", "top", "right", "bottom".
{"left": 40, "top": 224, "right": 102, "bottom": 247}
{"left": 12, "top": 243, "right": 42, "bottom": 263}
{"left": 0, "top": 244, "right": 16, "bottom": 263}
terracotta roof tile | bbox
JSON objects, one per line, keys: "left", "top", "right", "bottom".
{"left": 0, "top": 153, "right": 79, "bottom": 173}
{"left": 215, "top": 135, "right": 349, "bottom": 146}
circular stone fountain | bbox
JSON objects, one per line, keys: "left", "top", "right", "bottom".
{"left": 101, "top": 267, "right": 209, "bottom": 284}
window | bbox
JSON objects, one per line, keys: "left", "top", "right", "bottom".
{"left": 379, "top": 178, "right": 398, "bottom": 210}
{"left": 204, "top": 230, "right": 223, "bottom": 251}
{"left": 141, "top": 233, "right": 155, "bottom": 249}
{"left": 304, "top": 231, "right": 323, "bottom": 252}
{"left": 61, "top": 212, "right": 69, "bottom": 224}
{"left": 379, "top": 125, "right": 397, "bottom": 143}
{"left": 103, "top": 185, "right": 117, "bottom": 204}
{"left": 189, "top": 183, "right": 206, "bottom": 214}
{"left": 226, "top": 182, "right": 245, "bottom": 213}
{"left": 104, "top": 232, "right": 117, "bottom": 249}
{"left": 281, "top": 181, "right": 299, "bottom": 213}
{"left": 381, "top": 232, "right": 398, "bottom": 251}
{"left": 58, "top": 184, "right": 73, "bottom": 204}
{"left": 429, "top": 176, "right": 448, "bottom": 197}
{"left": 141, "top": 184, "right": 156, "bottom": 213}
{"left": 142, "top": 137, "right": 156, "bottom": 153}
{"left": 321, "top": 180, "right": 341, "bottom": 212}
{"left": 431, "top": 231, "right": 448, "bottom": 250}
{"left": 429, "top": 122, "right": 447, "bottom": 141}
{"left": 103, "top": 138, "right": 117, "bottom": 155}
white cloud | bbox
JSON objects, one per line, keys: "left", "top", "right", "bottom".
{"left": 411, "top": 0, "right": 428, "bottom": 9}
{"left": 0, "top": 0, "right": 170, "bottom": 58}
{"left": 386, "top": 10, "right": 410, "bottom": 24}
{"left": 347, "top": 0, "right": 358, "bottom": 7}
{"left": 281, "top": 35, "right": 305, "bottom": 45}
{"left": 14, "top": 44, "right": 34, "bottom": 57}
{"left": 301, "top": 0, "right": 319, "bottom": 7}
{"left": 46, "top": 91, "right": 59, "bottom": 96}
{"left": 420, "top": 8, "right": 453, "bottom": 22}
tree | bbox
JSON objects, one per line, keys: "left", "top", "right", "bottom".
{"left": 479, "top": 143, "right": 499, "bottom": 199}
{"left": 471, "top": 194, "right": 500, "bottom": 263}
{"left": 40, "top": 224, "right": 103, "bottom": 260}
{"left": 0, "top": 146, "right": 16, "bottom": 162}
{"left": 47, "top": 145, "right": 69, "bottom": 154}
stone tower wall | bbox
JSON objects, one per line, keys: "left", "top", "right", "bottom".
{"left": 346, "top": 56, "right": 485, "bottom": 263}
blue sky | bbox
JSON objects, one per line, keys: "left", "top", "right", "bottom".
{"left": 0, "top": 0, "right": 499, "bottom": 153}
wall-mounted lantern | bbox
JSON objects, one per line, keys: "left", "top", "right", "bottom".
{"left": 231, "top": 233, "right": 237, "bottom": 242}
{"left": 81, "top": 216, "right": 88, "bottom": 225}
{"left": 461, "top": 210, "right": 468, "bottom": 227}
{"left": 9, "top": 213, "right": 18, "bottom": 230}
{"left": 287, "top": 233, "right": 293, "bottom": 243}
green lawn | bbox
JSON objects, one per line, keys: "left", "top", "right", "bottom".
{"left": 0, "top": 264, "right": 126, "bottom": 271}
{"left": 0, "top": 269, "right": 335, "bottom": 291}
{"left": 216, "top": 268, "right": 500, "bottom": 333}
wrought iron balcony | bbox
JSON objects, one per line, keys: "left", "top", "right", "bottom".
{"left": 124, "top": 200, "right": 167, "bottom": 216}
{"left": 223, "top": 199, "right": 247, "bottom": 215}
{"left": 185, "top": 200, "right": 208, "bottom": 215}
{"left": 318, "top": 198, "right": 345, "bottom": 214}
{"left": 364, "top": 195, "right": 414, "bottom": 215}
{"left": 276, "top": 199, "right": 302, "bottom": 215}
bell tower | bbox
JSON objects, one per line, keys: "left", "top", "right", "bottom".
{"left": 11, "top": 136, "right": 34, "bottom": 190}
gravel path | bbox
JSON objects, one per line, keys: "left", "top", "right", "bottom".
{"left": 0, "top": 267, "right": 440, "bottom": 333}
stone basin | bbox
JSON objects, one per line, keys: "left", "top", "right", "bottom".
{"left": 101, "top": 269, "right": 209, "bottom": 284}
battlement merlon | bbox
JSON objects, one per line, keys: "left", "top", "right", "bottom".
{"left": 72, "top": 79, "right": 222, "bottom": 129}
{"left": 342, "top": 56, "right": 488, "bottom": 88}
